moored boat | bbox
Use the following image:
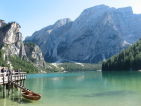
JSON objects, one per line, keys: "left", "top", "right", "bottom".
{"left": 21, "top": 90, "right": 41, "bottom": 100}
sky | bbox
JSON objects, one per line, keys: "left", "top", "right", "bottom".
{"left": 0, "top": 0, "right": 141, "bottom": 39}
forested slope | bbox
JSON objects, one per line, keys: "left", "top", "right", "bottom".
{"left": 102, "top": 39, "right": 141, "bottom": 71}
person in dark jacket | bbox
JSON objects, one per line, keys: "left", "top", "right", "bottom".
{"left": 1, "top": 68, "right": 4, "bottom": 73}
{"left": 1, "top": 68, "right": 4, "bottom": 77}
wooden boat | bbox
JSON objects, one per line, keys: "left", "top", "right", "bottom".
{"left": 21, "top": 90, "right": 41, "bottom": 100}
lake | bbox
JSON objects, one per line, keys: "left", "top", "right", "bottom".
{"left": 0, "top": 71, "right": 141, "bottom": 106}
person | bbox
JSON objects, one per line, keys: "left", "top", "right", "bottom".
{"left": 9, "top": 69, "right": 12, "bottom": 75}
{"left": 1, "top": 68, "right": 4, "bottom": 77}
{"left": 6, "top": 69, "right": 9, "bottom": 76}
{"left": 15, "top": 69, "right": 19, "bottom": 75}
{"left": 4, "top": 69, "right": 7, "bottom": 76}
{"left": 9, "top": 69, "right": 12, "bottom": 80}
{"left": 19, "top": 68, "right": 21, "bottom": 73}
{"left": 12, "top": 70, "right": 15, "bottom": 75}
{"left": 1, "top": 68, "right": 5, "bottom": 77}
{"left": 1, "top": 68, "right": 4, "bottom": 73}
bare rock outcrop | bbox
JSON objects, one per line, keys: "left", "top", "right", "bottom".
{"left": 24, "top": 42, "right": 46, "bottom": 67}
{"left": 0, "top": 21, "right": 47, "bottom": 71}
{"left": 0, "top": 22, "right": 26, "bottom": 58}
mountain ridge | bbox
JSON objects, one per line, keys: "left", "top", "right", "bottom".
{"left": 25, "top": 5, "right": 141, "bottom": 63}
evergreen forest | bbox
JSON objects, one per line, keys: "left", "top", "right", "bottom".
{"left": 102, "top": 39, "right": 141, "bottom": 71}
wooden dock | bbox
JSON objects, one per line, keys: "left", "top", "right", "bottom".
{"left": 0, "top": 72, "right": 27, "bottom": 85}
{"left": 0, "top": 72, "right": 27, "bottom": 98}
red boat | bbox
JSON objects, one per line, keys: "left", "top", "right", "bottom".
{"left": 21, "top": 90, "right": 41, "bottom": 100}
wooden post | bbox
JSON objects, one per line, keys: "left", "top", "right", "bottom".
{"left": 20, "top": 73, "right": 22, "bottom": 85}
{"left": 23, "top": 80, "right": 25, "bottom": 87}
{"left": 16, "top": 73, "right": 18, "bottom": 85}
{"left": 8, "top": 72, "right": 11, "bottom": 96}
{"left": 8, "top": 84, "right": 10, "bottom": 96}
{"left": 8, "top": 72, "right": 9, "bottom": 83}
{"left": 12, "top": 84, "right": 14, "bottom": 93}
{"left": 3, "top": 75, "right": 6, "bottom": 98}
{"left": 11, "top": 72, "right": 12, "bottom": 81}
{"left": 19, "top": 72, "right": 21, "bottom": 81}
{"left": 3, "top": 85, "right": 6, "bottom": 98}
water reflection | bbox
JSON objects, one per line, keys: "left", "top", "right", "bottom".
{"left": 51, "top": 77, "right": 64, "bottom": 82}
{"left": 10, "top": 97, "right": 32, "bottom": 104}
{"left": 102, "top": 71, "right": 141, "bottom": 92}
{"left": 76, "top": 75, "right": 84, "bottom": 82}
{"left": 0, "top": 93, "right": 29, "bottom": 106}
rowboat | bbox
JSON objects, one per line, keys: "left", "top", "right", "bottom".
{"left": 21, "top": 90, "right": 41, "bottom": 100}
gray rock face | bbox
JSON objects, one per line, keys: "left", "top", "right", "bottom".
{"left": 25, "top": 18, "right": 73, "bottom": 62}
{"left": 0, "top": 22, "right": 26, "bottom": 58}
{"left": 24, "top": 43, "right": 46, "bottom": 67}
{"left": 0, "top": 21, "right": 46, "bottom": 69}
{"left": 25, "top": 5, "right": 141, "bottom": 63}
{"left": 0, "top": 20, "right": 5, "bottom": 28}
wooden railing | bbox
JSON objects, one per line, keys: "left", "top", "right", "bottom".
{"left": 0, "top": 72, "right": 27, "bottom": 85}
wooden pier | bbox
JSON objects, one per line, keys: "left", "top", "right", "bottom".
{"left": 0, "top": 72, "right": 27, "bottom": 98}
{"left": 0, "top": 72, "right": 27, "bottom": 85}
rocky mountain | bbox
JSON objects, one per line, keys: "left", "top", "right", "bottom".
{"left": 0, "top": 21, "right": 26, "bottom": 58}
{"left": 25, "top": 5, "right": 141, "bottom": 63}
{"left": 24, "top": 42, "right": 46, "bottom": 67}
{"left": 0, "top": 20, "right": 47, "bottom": 71}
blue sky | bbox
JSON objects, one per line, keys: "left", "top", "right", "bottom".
{"left": 1, "top": 0, "right": 141, "bottom": 39}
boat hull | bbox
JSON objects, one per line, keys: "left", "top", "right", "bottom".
{"left": 21, "top": 91, "right": 41, "bottom": 100}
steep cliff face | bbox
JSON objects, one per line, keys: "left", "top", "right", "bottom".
{"left": 24, "top": 42, "right": 46, "bottom": 67}
{"left": 25, "top": 18, "right": 73, "bottom": 62}
{"left": 0, "top": 20, "right": 47, "bottom": 71}
{"left": 25, "top": 5, "right": 141, "bottom": 63}
{"left": 0, "top": 21, "right": 26, "bottom": 58}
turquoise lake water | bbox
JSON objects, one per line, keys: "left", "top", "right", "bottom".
{"left": 1, "top": 71, "right": 141, "bottom": 106}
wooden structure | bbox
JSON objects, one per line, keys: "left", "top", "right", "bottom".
{"left": 0, "top": 72, "right": 27, "bottom": 84}
{"left": 0, "top": 71, "right": 27, "bottom": 98}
